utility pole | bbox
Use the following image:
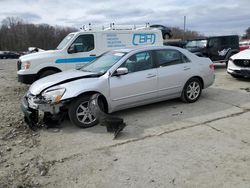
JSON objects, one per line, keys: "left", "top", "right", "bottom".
{"left": 183, "top": 16, "right": 186, "bottom": 40}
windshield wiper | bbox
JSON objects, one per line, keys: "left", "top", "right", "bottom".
{"left": 81, "top": 69, "right": 93, "bottom": 72}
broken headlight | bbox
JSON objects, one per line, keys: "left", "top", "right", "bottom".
{"left": 41, "top": 88, "right": 66, "bottom": 104}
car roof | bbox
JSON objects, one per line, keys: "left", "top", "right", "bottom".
{"left": 112, "top": 45, "right": 184, "bottom": 53}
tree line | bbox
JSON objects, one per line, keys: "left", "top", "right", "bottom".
{"left": 0, "top": 17, "right": 77, "bottom": 52}
{"left": 242, "top": 27, "right": 250, "bottom": 39}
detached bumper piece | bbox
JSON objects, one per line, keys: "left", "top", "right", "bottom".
{"left": 21, "top": 96, "right": 39, "bottom": 130}
{"left": 89, "top": 94, "right": 127, "bottom": 139}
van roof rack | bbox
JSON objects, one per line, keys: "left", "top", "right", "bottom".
{"left": 80, "top": 23, "right": 153, "bottom": 31}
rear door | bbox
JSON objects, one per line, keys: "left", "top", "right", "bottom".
{"left": 154, "top": 49, "right": 192, "bottom": 98}
{"left": 109, "top": 50, "right": 158, "bottom": 110}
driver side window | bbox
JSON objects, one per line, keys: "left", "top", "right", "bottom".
{"left": 70, "top": 34, "right": 94, "bottom": 53}
{"left": 121, "top": 51, "right": 153, "bottom": 73}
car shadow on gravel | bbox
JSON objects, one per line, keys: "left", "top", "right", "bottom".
{"left": 49, "top": 87, "right": 250, "bottom": 141}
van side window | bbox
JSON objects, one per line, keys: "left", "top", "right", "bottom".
{"left": 121, "top": 51, "right": 153, "bottom": 73}
{"left": 155, "top": 49, "right": 185, "bottom": 67}
{"left": 71, "top": 34, "right": 94, "bottom": 53}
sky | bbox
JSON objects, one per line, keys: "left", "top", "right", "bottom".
{"left": 0, "top": 0, "right": 249, "bottom": 36}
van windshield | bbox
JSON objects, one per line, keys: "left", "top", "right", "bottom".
{"left": 56, "top": 33, "right": 74, "bottom": 50}
{"left": 81, "top": 51, "right": 126, "bottom": 74}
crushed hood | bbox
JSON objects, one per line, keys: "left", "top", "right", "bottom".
{"left": 29, "top": 70, "right": 98, "bottom": 95}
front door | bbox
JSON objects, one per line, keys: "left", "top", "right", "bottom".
{"left": 109, "top": 51, "right": 158, "bottom": 111}
{"left": 57, "top": 34, "right": 96, "bottom": 70}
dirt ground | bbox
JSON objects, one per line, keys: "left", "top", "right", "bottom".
{"left": 0, "top": 60, "right": 250, "bottom": 188}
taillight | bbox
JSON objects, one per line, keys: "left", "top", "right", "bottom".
{"left": 209, "top": 64, "right": 215, "bottom": 70}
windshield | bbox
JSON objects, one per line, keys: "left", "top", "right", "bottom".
{"left": 56, "top": 33, "right": 74, "bottom": 50}
{"left": 81, "top": 51, "right": 126, "bottom": 74}
{"left": 186, "top": 40, "right": 207, "bottom": 48}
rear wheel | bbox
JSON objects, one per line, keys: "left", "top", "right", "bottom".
{"left": 68, "top": 95, "right": 98, "bottom": 128}
{"left": 181, "top": 78, "right": 202, "bottom": 103}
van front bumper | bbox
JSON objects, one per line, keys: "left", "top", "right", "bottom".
{"left": 18, "top": 73, "right": 37, "bottom": 84}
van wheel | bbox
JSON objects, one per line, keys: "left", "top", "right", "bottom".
{"left": 68, "top": 95, "right": 98, "bottom": 128}
{"left": 181, "top": 78, "right": 202, "bottom": 103}
{"left": 39, "top": 70, "right": 58, "bottom": 79}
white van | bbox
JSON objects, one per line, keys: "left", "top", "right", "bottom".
{"left": 17, "top": 27, "right": 163, "bottom": 84}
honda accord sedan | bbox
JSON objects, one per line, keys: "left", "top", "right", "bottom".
{"left": 21, "top": 46, "right": 215, "bottom": 128}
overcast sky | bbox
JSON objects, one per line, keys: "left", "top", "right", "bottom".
{"left": 0, "top": 0, "right": 249, "bottom": 36}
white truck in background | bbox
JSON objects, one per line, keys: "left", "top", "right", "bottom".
{"left": 17, "top": 25, "right": 163, "bottom": 84}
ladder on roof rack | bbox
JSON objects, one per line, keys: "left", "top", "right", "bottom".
{"left": 80, "top": 23, "right": 152, "bottom": 31}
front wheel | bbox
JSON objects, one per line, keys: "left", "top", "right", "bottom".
{"left": 68, "top": 95, "right": 98, "bottom": 128}
{"left": 181, "top": 78, "right": 202, "bottom": 103}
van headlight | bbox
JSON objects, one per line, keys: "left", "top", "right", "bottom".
{"left": 41, "top": 88, "right": 66, "bottom": 103}
{"left": 21, "top": 61, "right": 31, "bottom": 70}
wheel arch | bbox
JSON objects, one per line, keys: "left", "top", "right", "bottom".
{"left": 188, "top": 76, "right": 204, "bottom": 89}
{"left": 75, "top": 91, "right": 109, "bottom": 113}
{"left": 37, "top": 67, "right": 62, "bottom": 78}
{"left": 225, "top": 49, "right": 239, "bottom": 60}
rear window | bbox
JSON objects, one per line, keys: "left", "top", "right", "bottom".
{"left": 155, "top": 49, "right": 187, "bottom": 67}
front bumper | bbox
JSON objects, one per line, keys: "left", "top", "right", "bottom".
{"left": 21, "top": 94, "right": 68, "bottom": 129}
{"left": 227, "top": 68, "right": 250, "bottom": 78}
{"left": 21, "top": 96, "right": 39, "bottom": 129}
{"left": 18, "top": 73, "right": 37, "bottom": 84}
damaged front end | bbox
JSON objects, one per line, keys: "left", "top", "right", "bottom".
{"left": 21, "top": 88, "right": 68, "bottom": 130}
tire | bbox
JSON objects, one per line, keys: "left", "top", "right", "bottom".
{"left": 163, "top": 33, "right": 170, "bottom": 40}
{"left": 181, "top": 78, "right": 202, "bottom": 103}
{"left": 39, "top": 69, "right": 58, "bottom": 79}
{"left": 68, "top": 95, "right": 98, "bottom": 128}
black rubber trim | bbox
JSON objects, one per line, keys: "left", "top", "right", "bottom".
{"left": 18, "top": 74, "right": 37, "bottom": 84}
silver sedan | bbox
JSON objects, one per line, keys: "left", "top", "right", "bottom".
{"left": 22, "top": 46, "right": 215, "bottom": 128}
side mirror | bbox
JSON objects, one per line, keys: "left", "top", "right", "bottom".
{"left": 113, "top": 67, "right": 128, "bottom": 76}
{"left": 68, "top": 45, "right": 77, "bottom": 54}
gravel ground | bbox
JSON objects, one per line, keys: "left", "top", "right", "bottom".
{"left": 0, "top": 60, "right": 249, "bottom": 188}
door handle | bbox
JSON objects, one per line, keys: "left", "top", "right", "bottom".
{"left": 183, "top": 67, "right": 191, "bottom": 71}
{"left": 146, "top": 74, "right": 156, "bottom": 78}
{"left": 90, "top": 54, "right": 96, "bottom": 56}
